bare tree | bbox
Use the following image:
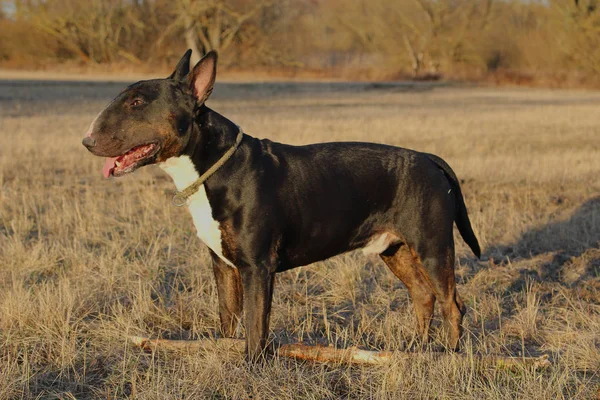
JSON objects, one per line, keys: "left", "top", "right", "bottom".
{"left": 552, "top": 0, "right": 600, "bottom": 74}
{"left": 331, "top": 0, "right": 495, "bottom": 77}
{"left": 19, "top": 0, "right": 144, "bottom": 63}
{"left": 159, "top": 0, "right": 273, "bottom": 64}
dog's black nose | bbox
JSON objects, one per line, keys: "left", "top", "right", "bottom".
{"left": 82, "top": 136, "right": 96, "bottom": 148}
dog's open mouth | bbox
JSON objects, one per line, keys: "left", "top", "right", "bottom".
{"left": 103, "top": 143, "right": 159, "bottom": 178}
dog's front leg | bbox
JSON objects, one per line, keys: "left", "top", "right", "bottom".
{"left": 240, "top": 265, "right": 275, "bottom": 362}
{"left": 210, "top": 251, "right": 243, "bottom": 338}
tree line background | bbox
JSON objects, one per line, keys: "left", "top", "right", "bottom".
{"left": 0, "top": 0, "right": 599, "bottom": 84}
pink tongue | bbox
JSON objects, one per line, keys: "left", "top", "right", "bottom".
{"left": 102, "top": 157, "right": 119, "bottom": 178}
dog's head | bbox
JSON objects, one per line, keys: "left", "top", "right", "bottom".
{"left": 82, "top": 50, "right": 217, "bottom": 177}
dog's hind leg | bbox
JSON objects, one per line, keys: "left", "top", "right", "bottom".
{"left": 211, "top": 251, "right": 243, "bottom": 337}
{"left": 415, "top": 240, "right": 463, "bottom": 351}
{"left": 380, "top": 244, "right": 436, "bottom": 344}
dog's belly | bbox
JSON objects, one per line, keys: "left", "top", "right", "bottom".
{"left": 160, "top": 156, "right": 235, "bottom": 268}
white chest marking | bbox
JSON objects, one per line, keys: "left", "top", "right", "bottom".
{"left": 362, "top": 232, "right": 397, "bottom": 255}
{"left": 160, "top": 155, "right": 236, "bottom": 268}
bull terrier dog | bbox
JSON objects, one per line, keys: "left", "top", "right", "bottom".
{"left": 82, "top": 50, "right": 481, "bottom": 361}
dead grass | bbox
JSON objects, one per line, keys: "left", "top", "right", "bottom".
{"left": 0, "top": 81, "right": 599, "bottom": 399}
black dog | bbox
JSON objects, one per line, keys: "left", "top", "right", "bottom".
{"left": 82, "top": 50, "right": 480, "bottom": 361}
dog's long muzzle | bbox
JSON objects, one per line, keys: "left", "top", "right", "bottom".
{"left": 82, "top": 136, "right": 96, "bottom": 149}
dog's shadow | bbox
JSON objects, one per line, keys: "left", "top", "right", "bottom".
{"left": 482, "top": 196, "right": 600, "bottom": 292}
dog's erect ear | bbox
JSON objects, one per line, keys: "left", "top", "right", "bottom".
{"left": 188, "top": 50, "right": 218, "bottom": 105}
{"left": 168, "top": 49, "right": 193, "bottom": 80}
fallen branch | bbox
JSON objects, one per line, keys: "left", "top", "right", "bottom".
{"left": 278, "top": 343, "right": 394, "bottom": 365}
{"left": 128, "top": 336, "right": 551, "bottom": 369}
{"left": 130, "top": 336, "right": 244, "bottom": 353}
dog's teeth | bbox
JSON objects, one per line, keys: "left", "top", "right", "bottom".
{"left": 115, "top": 161, "right": 122, "bottom": 167}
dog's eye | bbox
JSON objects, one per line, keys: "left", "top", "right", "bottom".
{"left": 130, "top": 99, "right": 144, "bottom": 107}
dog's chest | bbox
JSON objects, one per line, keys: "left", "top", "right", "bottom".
{"left": 160, "top": 156, "right": 235, "bottom": 268}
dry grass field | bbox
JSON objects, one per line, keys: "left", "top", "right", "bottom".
{"left": 0, "top": 78, "right": 599, "bottom": 399}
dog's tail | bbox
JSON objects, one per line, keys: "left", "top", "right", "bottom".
{"left": 426, "top": 153, "right": 481, "bottom": 259}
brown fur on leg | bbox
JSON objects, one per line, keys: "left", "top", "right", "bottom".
{"left": 211, "top": 253, "right": 243, "bottom": 337}
{"left": 418, "top": 249, "right": 463, "bottom": 351}
{"left": 380, "top": 244, "right": 436, "bottom": 344}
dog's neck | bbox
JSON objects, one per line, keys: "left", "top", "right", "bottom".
{"left": 158, "top": 106, "right": 241, "bottom": 267}
{"left": 185, "top": 106, "right": 242, "bottom": 176}
{"left": 160, "top": 106, "right": 246, "bottom": 193}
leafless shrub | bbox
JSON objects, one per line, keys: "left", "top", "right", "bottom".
{"left": 1, "top": 0, "right": 599, "bottom": 85}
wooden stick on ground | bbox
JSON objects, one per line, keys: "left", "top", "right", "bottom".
{"left": 128, "top": 336, "right": 551, "bottom": 369}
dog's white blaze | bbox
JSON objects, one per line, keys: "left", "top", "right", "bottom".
{"left": 362, "top": 232, "right": 396, "bottom": 255}
{"left": 160, "top": 155, "right": 235, "bottom": 268}
{"left": 85, "top": 103, "right": 109, "bottom": 137}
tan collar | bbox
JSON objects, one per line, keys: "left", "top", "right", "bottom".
{"left": 172, "top": 126, "right": 244, "bottom": 206}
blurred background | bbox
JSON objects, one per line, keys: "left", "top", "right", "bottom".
{"left": 0, "top": 0, "right": 599, "bottom": 85}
